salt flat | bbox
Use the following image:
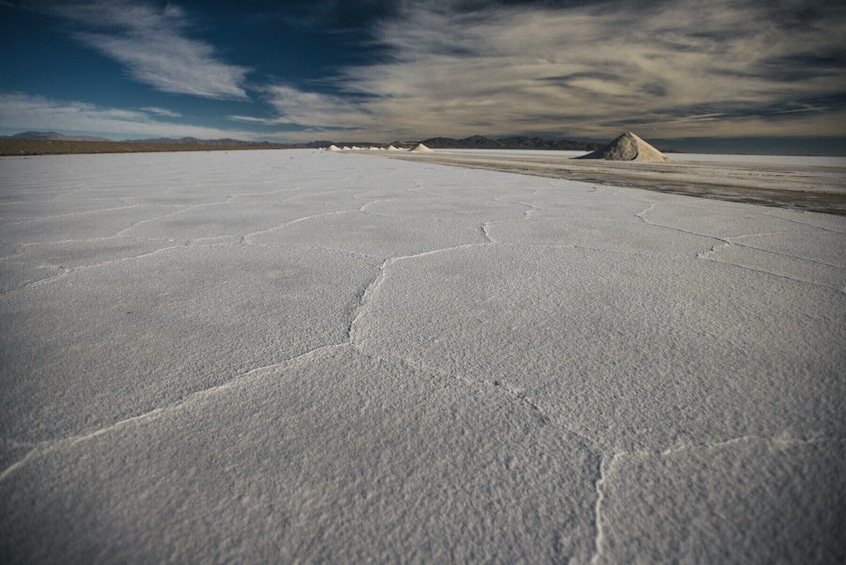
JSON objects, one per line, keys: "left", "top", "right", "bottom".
{"left": 1, "top": 149, "right": 844, "bottom": 563}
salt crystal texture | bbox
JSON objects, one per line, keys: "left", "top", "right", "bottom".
{"left": 1, "top": 149, "right": 843, "bottom": 563}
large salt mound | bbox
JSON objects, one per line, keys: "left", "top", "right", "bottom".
{"left": 578, "top": 132, "right": 668, "bottom": 162}
{"left": 409, "top": 143, "right": 433, "bottom": 153}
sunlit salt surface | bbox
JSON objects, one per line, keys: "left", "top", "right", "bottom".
{"left": 1, "top": 149, "right": 844, "bottom": 562}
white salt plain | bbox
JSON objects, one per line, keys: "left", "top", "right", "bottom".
{"left": 1, "top": 149, "right": 844, "bottom": 562}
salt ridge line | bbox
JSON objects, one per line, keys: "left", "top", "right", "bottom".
{"left": 589, "top": 435, "right": 846, "bottom": 563}
{"left": 632, "top": 200, "right": 846, "bottom": 292}
{"left": 0, "top": 179, "right": 543, "bottom": 474}
{"left": 0, "top": 343, "right": 348, "bottom": 481}
{"left": 343, "top": 238, "right": 846, "bottom": 454}
{"left": 5, "top": 175, "right": 840, "bottom": 298}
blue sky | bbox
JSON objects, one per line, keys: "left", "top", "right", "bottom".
{"left": 1, "top": 0, "right": 845, "bottom": 151}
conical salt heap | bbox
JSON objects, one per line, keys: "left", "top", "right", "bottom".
{"left": 577, "top": 132, "right": 668, "bottom": 162}
{"left": 409, "top": 143, "right": 433, "bottom": 153}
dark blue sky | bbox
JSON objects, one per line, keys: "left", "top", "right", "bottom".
{"left": 1, "top": 0, "right": 845, "bottom": 152}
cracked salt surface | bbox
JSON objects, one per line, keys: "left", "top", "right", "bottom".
{"left": 1, "top": 149, "right": 844, "bottom": 562}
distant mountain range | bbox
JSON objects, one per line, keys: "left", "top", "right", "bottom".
{"left": 124, "top": 136, "right": 289, "bottom": 147}
{"left": 315, "top": 135, "right": 602, "bottom": 151}
{"left": 420, "top": 135, "right": 602, "bottom": 151}
{"left": 8, "top": 131, "right": 113, "bottom": 142}
{"left": 4, "top": 131, "right": 602, "bottom": 151}
{"left": 5, "top": 131, "right": 290, "bottom": 147}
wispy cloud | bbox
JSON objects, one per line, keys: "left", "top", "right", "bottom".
{"left": 0, "top": 92, "right": 255, "bottom": 139}
{"left": 140, "top": 106, "right": 182, "bottom": 118}
{"left": 265, "top": 0, "right": 846, "bottom": 141}
{"left": 48, "top": 0, "right": 250, "bottom": 99}
{"left": 259, "top": 86, "right": 372, "bottom": 130}
{"left": 228, "top": 115, "right": 271, "bottom": 125}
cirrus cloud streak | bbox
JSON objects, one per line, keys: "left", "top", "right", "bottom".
{"left": 49, "top": 0, "right": 250, "bottom": 100}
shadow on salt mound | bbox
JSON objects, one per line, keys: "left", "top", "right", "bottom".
{"left": 577, "top": 132, "right": 668, "bottom": 162}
